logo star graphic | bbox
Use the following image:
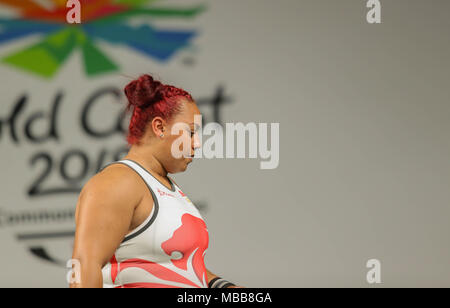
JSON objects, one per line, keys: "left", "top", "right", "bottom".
{"left": 0, "top": 0, "right": 205, "bottom": 78}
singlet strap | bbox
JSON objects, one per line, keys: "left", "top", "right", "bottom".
{"left": 98, "top": 160, "right": 160, "bottom": 244}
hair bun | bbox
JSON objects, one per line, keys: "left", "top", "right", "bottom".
{"left": 124, "top": 74, "right": 164, "bottom": 108}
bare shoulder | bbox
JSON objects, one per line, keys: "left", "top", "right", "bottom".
{"left": 77, "top": 163, "right": 146, "bottom": 214}
{"left": 73, "top": 164, "right": 150, "bottom": 268}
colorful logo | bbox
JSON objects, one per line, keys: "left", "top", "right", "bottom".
{"left": 0, "top": 0, "right": 205, "bottom": 78}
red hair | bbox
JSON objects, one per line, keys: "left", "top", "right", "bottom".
{"left": 124, "top": 74, "right": 193, "bottom": 145}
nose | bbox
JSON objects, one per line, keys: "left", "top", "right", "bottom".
{"left": 192, "top": 132, "right": 201, "bottom": 150}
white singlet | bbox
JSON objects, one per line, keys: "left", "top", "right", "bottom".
{"left": 99, "top": 159, "right": 209, "bottom": 288}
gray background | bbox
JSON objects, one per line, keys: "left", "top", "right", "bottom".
{"left": 0, "top": 0, "right": 449, "bottom": 287}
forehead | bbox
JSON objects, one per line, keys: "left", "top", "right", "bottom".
{"left": 179, "top": 100, "right": 200, "bottom": 116}
{"left": 171, "top": 100, "right": 201, "bottom": 124}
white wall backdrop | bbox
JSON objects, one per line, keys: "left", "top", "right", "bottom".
{"left": 0, "top": 0, "right": 449, "bottom": 287}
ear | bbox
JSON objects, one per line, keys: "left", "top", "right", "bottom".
{"left": 150, "top": 116, "right": 166, "bottom": 138}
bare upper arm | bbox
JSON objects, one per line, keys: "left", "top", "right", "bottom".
{"left": 72, "top": 164, "right": 145, "bottom": 267}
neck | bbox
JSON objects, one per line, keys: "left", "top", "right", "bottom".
{"left": 123, "top": 143, "right": 168, "bottom": 178}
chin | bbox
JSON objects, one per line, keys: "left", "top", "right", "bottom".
{"left": 182, "top": 160, "right": 192, "bottom": 171}
{"left": 172, "top": 163, "right": 188, "bottom": 173}
{"left": 182, "top": 162, "right": 189, "bottom": 170}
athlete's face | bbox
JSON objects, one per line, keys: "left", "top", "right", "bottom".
{"left": 161, "top": 100, "right": 202, "bottom": 173}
